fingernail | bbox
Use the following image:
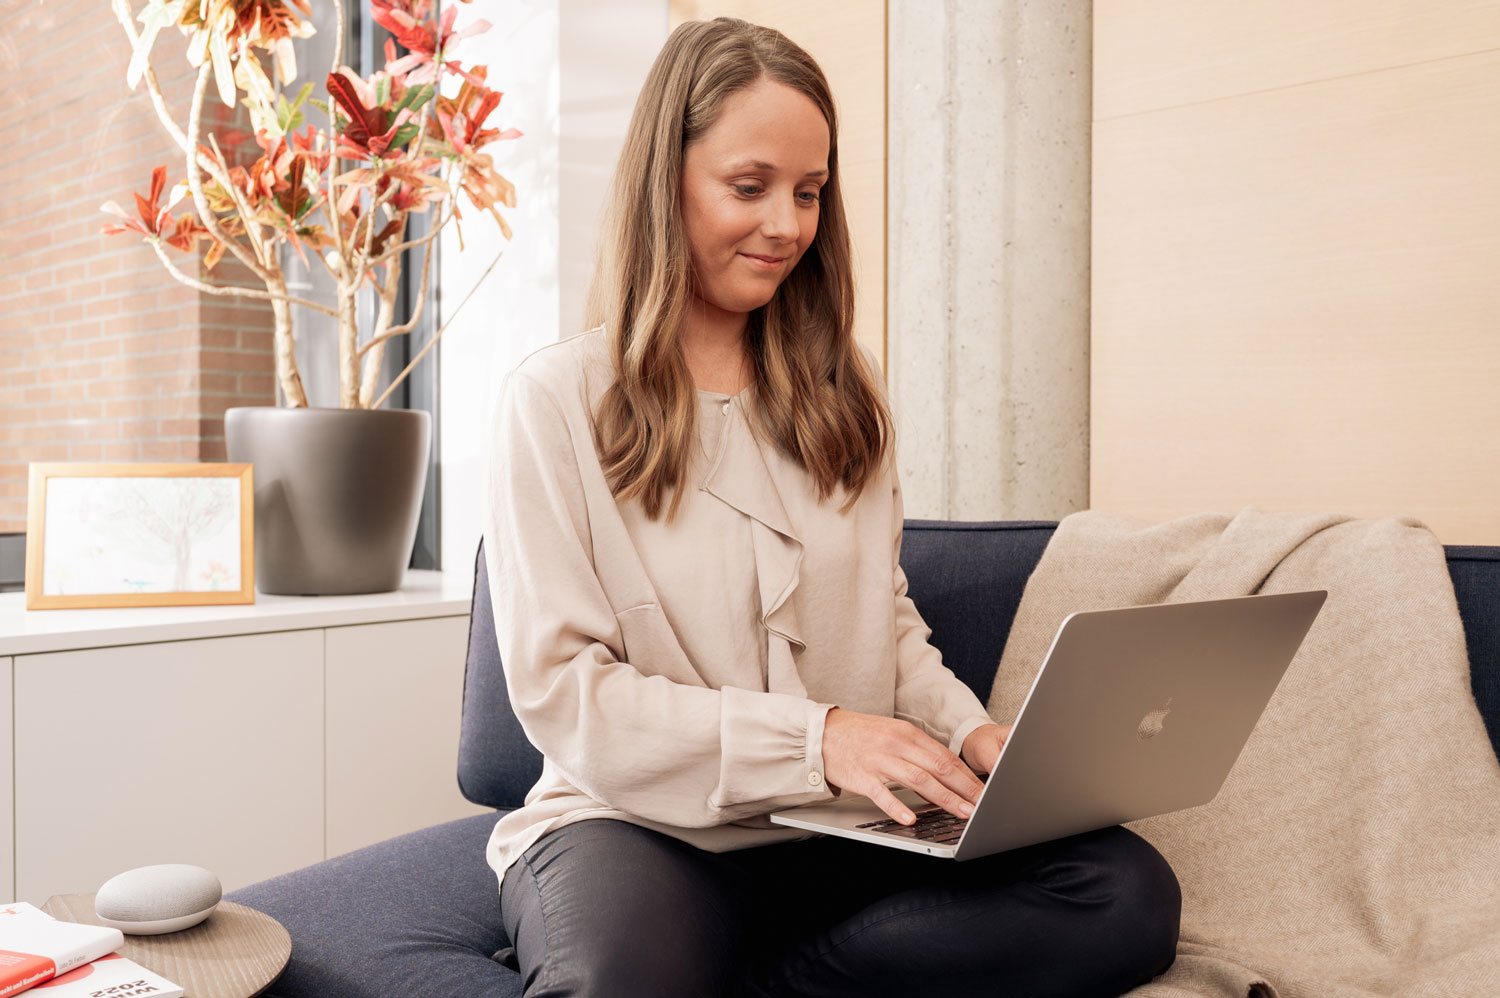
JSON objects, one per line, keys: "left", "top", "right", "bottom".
{"left": 901, "top": 811, "right": 915, "bottom": 824}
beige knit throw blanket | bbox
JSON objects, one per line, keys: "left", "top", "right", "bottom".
{"left": 984, "top": 508, "right": 1500, "bottom": 998}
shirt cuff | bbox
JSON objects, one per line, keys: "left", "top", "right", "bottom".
{"left": 947, "top": 713, "right": 996, "bottom": 760}
{"left": 804, "top": 700, "right": 834, "bottom": 791}
{"left": 713, "top": 688, "right": 838, "bottom": 807}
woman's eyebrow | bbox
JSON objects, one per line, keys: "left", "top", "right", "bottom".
{"left": 726, "top": 159, "right": 829, "bottom": 179}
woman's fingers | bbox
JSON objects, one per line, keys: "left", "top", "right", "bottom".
{"left": 865, "top": 781, "right": 917, "bottom": 825}
{"left": 822, "top": 709, "right": 988, "bottom": 823}
{"left": 961, "top": 722, "right": 1011, "bottom": 776}
{"left": 926, "top": 744, "right": 985, "bottom": 802}
{"left": 896, "top": 748, "right": 981, "bottom": 820}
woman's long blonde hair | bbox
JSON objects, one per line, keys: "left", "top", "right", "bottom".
{"left": 586, "top": 17, "right": 893, "bottom": 523}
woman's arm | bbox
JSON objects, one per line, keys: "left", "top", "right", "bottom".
{"left": 812, "top": 345, "right": 1001, "bottom": 822}
{"left": 809, "top": 463, "right": 1006, "bottom": 824}
{"left": 484, "top": 368, "right": 835, "bottom": 828}
{"left": 878, "top": 410, "right": 998, "bottom": 757}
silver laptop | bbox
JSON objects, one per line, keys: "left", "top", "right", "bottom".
{"left": 770, "top": 590, "right": 1327, "bottom": 860}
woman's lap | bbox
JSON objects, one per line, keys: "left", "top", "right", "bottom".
{"left": 501, "top": 819, "right": 753, "bottom": 996}
{"left": 502, "top": 818, "right": 1181, "bottom": 998}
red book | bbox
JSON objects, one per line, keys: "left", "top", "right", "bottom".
{"left": 0, "top": 952, "right": 53, "bottom": 998}
{"left": 0, "top": 905, "right": 123, "bottom": 997}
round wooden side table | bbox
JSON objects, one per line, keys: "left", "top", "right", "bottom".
{"left": 42, "top": 894, "right": 290, "bottom": 998}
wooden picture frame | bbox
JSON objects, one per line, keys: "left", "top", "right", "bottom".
{"left": 25, "top": 463, "right": 255, "bottom": 610}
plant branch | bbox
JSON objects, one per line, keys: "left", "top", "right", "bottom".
{"left": 185, "top": 63, "right": 279, "bottom": 284}
{"left": 368, "top": 192, "right": 456, "bottom": 268}
{"left": 335, "top": 174, "right": 402, "bottom": 408}
{"left": 308, "top": 238, "right": 340, "bottom": 279}
{"left": 354, "top": 179, "right": 399, "bottom": 285}
{"left": 356, "top": 220, "right": 436, "bottom": 359}
{"left": 206, "top": 134, "right": 270, "bottom": 270}
{"left": 370, "top": 266, "right": 399, "bottom": 345}
{"left": 353, "top": 135, "right": 457, "bottom": 369}
{"left": 352, "top": 87, "right": 437, "bottom": 284}
{"left": 112, "top": 0, "right": 192, "bottom": 152}
{"left": 371, "top": 245, "right": 506, "bottom": 411}
{"left": 327, "top": 0, "right": 348, "bottom": 261}
{"left": 112, "top": 0, "right": 241, "bottom": 199}
{"left": 357, "top": 267, "right": 400, "bottom": 407}
{"left": 149, "top": 241, "right": 339, "bottom": 315}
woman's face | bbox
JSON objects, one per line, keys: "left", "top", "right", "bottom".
{"left": 680, "top": 77, "right": 830, "bottom": 323}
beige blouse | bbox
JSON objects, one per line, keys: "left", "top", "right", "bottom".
{"left": 481, "top": 328, "right": 994, "bottom": 887}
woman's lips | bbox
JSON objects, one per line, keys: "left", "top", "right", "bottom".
{"left": 740, "top": 252, "right": 786, "bottom": 270}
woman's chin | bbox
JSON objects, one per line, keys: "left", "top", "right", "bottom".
{"left": 714, "top": 287, "right": 781, "bottom": 315}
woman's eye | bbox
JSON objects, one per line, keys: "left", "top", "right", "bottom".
{"left": 734, "top": 184, "right": 763, "bottom": 197}
{"left": 797, "top": 190, "right": 821, "bottom": 204}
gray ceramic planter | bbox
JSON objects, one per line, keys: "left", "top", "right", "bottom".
{"left": 224, "top": 406, "right": 431, "bottom": 595}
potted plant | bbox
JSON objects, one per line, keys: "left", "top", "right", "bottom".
{"left": 101, "top": 0, "right": 518, "bottom": 595}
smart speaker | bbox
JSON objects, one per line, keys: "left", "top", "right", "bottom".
{"left": 95, "top": 864, "right": 222, "bottom": 935}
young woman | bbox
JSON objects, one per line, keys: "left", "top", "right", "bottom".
{"left": 482, "top": 17, "right": 1181, "bottom": 997}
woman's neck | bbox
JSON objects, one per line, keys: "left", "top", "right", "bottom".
{"left": 681, "top": 296, "right": 751, "bottom": 394}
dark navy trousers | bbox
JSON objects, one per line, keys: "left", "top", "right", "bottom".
{"left": 500, "top": 817, "right": 1181, "bottom": 997}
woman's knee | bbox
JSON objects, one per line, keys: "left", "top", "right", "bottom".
{"left": 1060, "top": 826, "right": 1182, "bottom": 986}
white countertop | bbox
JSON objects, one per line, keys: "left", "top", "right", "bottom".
{"left": 0, "top": 569, "right": 475, "bottom": 656}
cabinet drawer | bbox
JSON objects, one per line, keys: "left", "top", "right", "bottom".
{"left": 325, "top": 616, "right": 488, "bottom": 858}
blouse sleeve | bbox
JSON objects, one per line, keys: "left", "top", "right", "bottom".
{"left": 860, "top": 345, "right": 995, "bottom": 754}
{"left": 483, "top": 368, "right": 836, "bottom": 828}
{"left": 888, "top": 463, "right": 997, "bottom": 754}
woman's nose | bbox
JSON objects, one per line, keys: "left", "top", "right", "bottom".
{"left": 759, "top": 195, "right": 799, "bottom": 243}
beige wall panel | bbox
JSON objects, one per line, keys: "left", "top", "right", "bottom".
{"left": 1096, "top": 0, "right": 1500, "bottom": 120}
{"left": 670, "top": 0, "right": 887, "bottom": 359}
{"left": 1091, "top": 51, "right": 1500, "bottom": 544}
{"left": 839, "top": 160, "right": 884, "bottom": 359}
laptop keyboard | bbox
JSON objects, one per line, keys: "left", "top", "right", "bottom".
{"left": 855, "top": 804, "right": 967, "bottom": 845}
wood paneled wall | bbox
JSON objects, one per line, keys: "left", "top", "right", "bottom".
{"left": 1091, "top": 2, "right": 1500, "bottom": 544}
{"left": 669, "top": 0, "right": 887, "bottom": 362}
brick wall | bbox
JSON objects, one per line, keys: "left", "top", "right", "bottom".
{"left": 0, "top": 0, "right": 277, "bottom": 534}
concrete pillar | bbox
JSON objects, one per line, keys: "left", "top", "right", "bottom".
{"left": 887, "top": 0, "right": 1092, "bottom": 521}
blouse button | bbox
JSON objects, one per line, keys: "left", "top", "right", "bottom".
{"left": 807, "top": 771, "right": 824, "bottom": 788}
{"left": 721, "top": 400, "right": 730, "bottom": 413}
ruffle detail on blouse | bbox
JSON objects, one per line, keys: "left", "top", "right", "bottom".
{"left": 699, "top": 396, "right": 807, "bottom": 695}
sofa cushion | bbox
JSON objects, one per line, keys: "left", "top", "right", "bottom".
{"left": 1447, "top": 545, "right": 1500, "bottom": 754}
{"left": 226, "top": 813, "right": 519, "bottom": 997}
{"left": 895, "top": 520, "right": 1056, "bottom": 700}
{"left": 459, "top": 543, "right": 544, "bottom": 810}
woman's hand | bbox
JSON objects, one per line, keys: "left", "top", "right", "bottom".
{"left": 960, "top": 723, "right": 1012, "bottom": 778}
{"left": 821, "top": 708, "right": 984, "bottom": 825}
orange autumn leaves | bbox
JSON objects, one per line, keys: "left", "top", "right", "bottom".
{"left": 101, "top": 165, "right": 226, "bottom": 269}
{"left": 435, "top": 67, "right": 519, "bottom": 238}
{"left": 103, "top": 0, "right": 518, "bottom": 278}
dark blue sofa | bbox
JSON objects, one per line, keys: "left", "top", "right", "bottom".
{"left": 230, "top": 521, "right": 1500, "bottom": 997}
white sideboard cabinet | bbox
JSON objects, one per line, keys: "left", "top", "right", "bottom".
{"left": 0, "top": 570, "right": 485, "bottom": 905}
{"left": 1, "top": 656, "right": 12, "bottom": 904}
{"left": 325, "top": 615, "right": 490, "bottom": 859}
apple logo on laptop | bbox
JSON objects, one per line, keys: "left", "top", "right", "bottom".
{"left": 1137, "top": 697, "right": 1174, "bottom": 740}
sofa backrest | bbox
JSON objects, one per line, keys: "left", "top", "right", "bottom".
{"left": 459, "top": 522, "right": 1500, "bottom": 810}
